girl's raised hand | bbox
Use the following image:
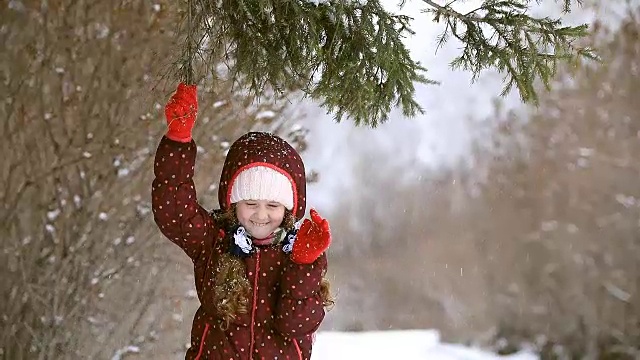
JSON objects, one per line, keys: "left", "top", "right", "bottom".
{"left": 164, "top": 83, "right": 198, "bottom": 143}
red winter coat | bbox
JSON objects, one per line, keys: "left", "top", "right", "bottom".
{"left": 151, "top": 137, "right": 326, "bottom": 360}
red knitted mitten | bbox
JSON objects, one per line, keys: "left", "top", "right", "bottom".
{"left": 164, "top": 83, "right": 198, "bottom": 142}
{"left": 291, "top": 209, "right": 331, "bottom": 265}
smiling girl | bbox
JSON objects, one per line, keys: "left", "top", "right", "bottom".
{"left": 151, "top": 83, "right": 334, "bottom": 360}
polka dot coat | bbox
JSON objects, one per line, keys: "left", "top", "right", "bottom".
{"left": 152, "top": 136, "right": 327, "bottom": 360}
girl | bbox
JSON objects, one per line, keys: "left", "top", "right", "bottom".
{"left": 151, "top": 83, "right": 333, "bottom": 360}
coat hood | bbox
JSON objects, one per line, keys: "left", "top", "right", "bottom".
{"left": 218, "top": 132, "right": 306, "bottom": 220}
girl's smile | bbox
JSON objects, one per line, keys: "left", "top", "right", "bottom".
{"left": 236, "top": 199, "right": 285, "bottom": 239}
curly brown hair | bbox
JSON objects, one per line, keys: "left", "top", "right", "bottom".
{"left": 211, "top": 205, "right": 334, "bottom": 329}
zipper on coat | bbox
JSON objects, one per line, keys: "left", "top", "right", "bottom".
{"left": 194, "top": 323, "right": 210, "bottom": 360}
{"left": 248, "top": 248, "right": 260, "bottom": 357}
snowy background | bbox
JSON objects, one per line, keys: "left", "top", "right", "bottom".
{"left": 2, "top": 0, "right": 639, "bottom": 358}
{"left": 302, "top": 0, "right": 634, "bottom": 358}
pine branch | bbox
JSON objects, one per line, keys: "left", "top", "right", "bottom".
{"left": 183, "top": 0, "right": 196, "bottom": 85}
{"left": 175, "top": 0, "right": 435, "bottom": 127}
{"left": 423, "top": 0, "right": 596, "bottom": 103}
{"left": 173, "top": 0, "right": 594, "bottom": 127}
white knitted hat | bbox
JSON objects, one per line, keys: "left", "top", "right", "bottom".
{"left": 229, "top": 166, "right": 294, "bottom": 210}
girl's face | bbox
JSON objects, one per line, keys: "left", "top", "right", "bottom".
{"left": 235, "top": 200, "right": 285, "bottom": 239}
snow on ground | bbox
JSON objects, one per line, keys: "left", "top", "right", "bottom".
{"left": 300, "top": 0, "right": 630, "bottom": 213}
{"left": 311, "top": 330, "right": 538, "bottom": 360}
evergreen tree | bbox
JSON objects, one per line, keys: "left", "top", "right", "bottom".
{"left": 174, "top": 0, "right": 596, "bottom": 127}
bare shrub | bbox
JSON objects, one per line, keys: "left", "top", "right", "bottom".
{"left": 0, "top": 1, "right": 302, "bottom": 358}
{"left": 465, "top": 15, "right": 640, "bottom": 358}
